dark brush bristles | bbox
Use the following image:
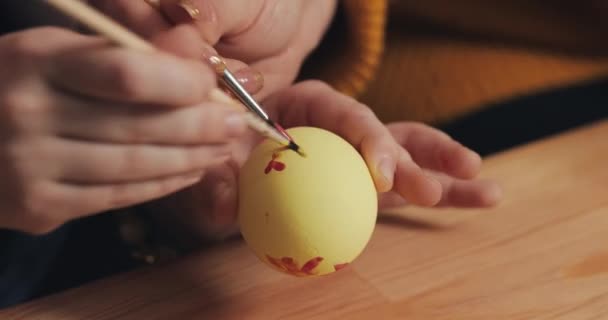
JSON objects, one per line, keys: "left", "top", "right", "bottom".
{"left": 288, "top": 141, "right": 306, "bottom": 157}
{"left": 269, "top": 121, "right": 305, "bottom": 156}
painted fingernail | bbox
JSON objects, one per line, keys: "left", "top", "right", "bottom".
{"left": 234, "top": 67, "right": 264, "bottom": 94}
{"left": 177, "top": 0, "right": 201, "bottom": 20}
{"left": 376, "top": 156, "right": 395, "bottom": 192}
{"left": 225, "top": 113, "right": 247, "bottom": 137}
{"left": 196, "top": 43, "right": 225, "bottom": 74}
{"left": 143, "top": 0, "right": 161, "bottom": 9}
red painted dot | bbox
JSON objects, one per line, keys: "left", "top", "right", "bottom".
{"left": 301, "top": 257, "right": 324, "bottom": 274}
{"left": 264, "top": 153, "right": 287, "bottom": 174}
{"left": 334, "top": 263, "right": 349, "bottom": 271}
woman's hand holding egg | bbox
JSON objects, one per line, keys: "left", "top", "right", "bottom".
{"left": 148, "top": 80, "right": 501, "bottom": 245}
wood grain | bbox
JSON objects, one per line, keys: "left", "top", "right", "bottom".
{"left": 2, "top": 120, "right": 607, "bottom": 319}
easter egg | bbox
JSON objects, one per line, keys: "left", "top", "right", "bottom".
{"left": 238, "top": 126, "right": 377, "bottom": 277}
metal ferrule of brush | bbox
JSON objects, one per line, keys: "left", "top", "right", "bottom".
{"left": 221, "top": 69, "right": 270, "bottom": 121}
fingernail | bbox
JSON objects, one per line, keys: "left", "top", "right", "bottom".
{"left": 185, "top": 170, "right": 204, "bottom": 180}
{"left": 376, "top": 156, "right": 395, "bottom": 192}
{"left": 212, "top": 182, "right": 236, "bottom": 225}
{"left": 143, "top": 0, "right": 161, "bottom": 9}
{"left": 234, "top": 68, "right": 264, "bottom": 94}
{"left": 225, "top": 113, "right": 247, "bottom": 137}
{"left": 197, "top": 43, "right": 225, "bottom": 74}
{"left": 176, "top": 0, "right": 201, "bottom": 21}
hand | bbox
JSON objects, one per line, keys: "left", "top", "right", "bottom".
{"left": 264, "top": 82, "right": 503, "bottom": 210}
{"left": 147, "top": 81, "right": 502, "bottom": 241}
{"left": 90, "top": 0, "right": 338, "bottom": 98}
{"left": 0, "top": 27, "right": 247, "bottom": 234}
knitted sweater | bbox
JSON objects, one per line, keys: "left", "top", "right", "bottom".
{"left": 306, "top": 0, "right": 608, "bottom": 124}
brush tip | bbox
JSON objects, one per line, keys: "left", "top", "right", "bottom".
{"left": 288, "top": 141, "right": 306, "bottom": 157}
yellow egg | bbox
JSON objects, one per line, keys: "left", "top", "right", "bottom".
{"left": 238, "top": 126, "right": 377, "bottom": 277}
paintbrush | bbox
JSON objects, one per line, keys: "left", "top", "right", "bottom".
{"left": 43, "top": 0, "right": 303, "bottom": 155}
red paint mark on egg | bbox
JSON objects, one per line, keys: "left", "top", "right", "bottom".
{"left": 264, "top": 153, "right": 286, "bottom": 174}
{"left": 334, "top": 263, "right": 349, "bottom": 271}
{"left": 265, "top": 255, "right": 324, "bottom": 276}
{"left": 301, "top": 257, "right": 324, "bottom": 273}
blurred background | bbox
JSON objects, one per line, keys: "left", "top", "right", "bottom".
{"left": 302, "top": 0, "right": 608, "bottom": 156}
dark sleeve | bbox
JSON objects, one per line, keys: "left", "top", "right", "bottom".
{"left": 0, "top": 227, "right": 70, "bottom": 309}
{"left": 0, "top": 1, "right": 77, "bottom": 34}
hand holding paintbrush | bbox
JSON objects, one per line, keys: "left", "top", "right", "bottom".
{"left": 43, "top": 0, "right": 303, "bottom": 154}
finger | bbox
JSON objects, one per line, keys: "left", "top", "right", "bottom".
{"left": 200, "top": 161, "right": 240, "bottom": 238}
{"left": 387, "top": 123, "right": 482, "bottom": 179}
{"left": 158, "top": 0, "right": 264, "bottom": 45}
{"left": 150, "top": 25, "right": 264, "bottom": 94}
{"left": 55, "top": 170, "right": 204, "bottom": 218}
{"left": 379, "top": 173, "right": 503, "bottom": 209}
{"left": 170, "top": 161, "right": 240, "bottom": 240}
{"left": 208, "top": 161, "right": 239, "bottom": 227}
{"left": 89, "top": 0, "right": 171, "bottom": 38}
{"left": 52, "top": 92, "right": 247, "bottom": 145}
{"left": 393, "top": 150, "right": 443, "bottom": 206}
{"left": 45, "top": 44, "right": 215, "bottom": 106}
{"left": 95, "top": 0, "right": 262, "bottom": 94}
{"left": 248, "top": 47, "right": 302, "bottom": 99}
{"left": 219, "top": 0, "right": 337, "bottom": 98}
{"left": 265, "top": 81, "right": 396, "bottom": 192}
{"left": 48, "top": 138, "right": 230, "bottom": 184}
{"left": 378, "top": 191, "right": 408, "bottom": 210}
{"left": 432, "top": 173, "right": 503, "bottom": 208}
{"left": 215, "top": 0, "right": 335, "bottom": 63}
{"left": 213, "top": 1, "right": 305, "bottom": 61}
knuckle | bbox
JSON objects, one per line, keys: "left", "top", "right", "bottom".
{"left": 19, "top": 183, "right": 62, "bottom": 235}
{"left": 1, "top": 90, "right": 50, "bottom": 125}
{"left": 118, "top": 147, "right": 145, "bottom": 175}
{"left": 5, "top": 140, "right": 30, "bottom": 175}
{"left": 10, "top": 27, "right": 68, "bottom": 58}
{"left": 194, "top": 108, "right": 218, "bottom": 138}
{"left": 347, "top": 102, "right": 376, "bottom": 123}
{"left": 106, "top": 55, "right": 147, "bottom": 99}
{"left": 94, "top": 0, "right": 139, "bottom": 24}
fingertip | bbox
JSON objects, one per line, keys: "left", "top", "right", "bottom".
{"left": 234, "top": 66, "right": 264, "bottom": 95}
{"left": 361, "top": 135, "right": 399, "bottom": 193}
{"left": 211, "top": 182, "right": 235, "bottom": 225}
{"left": 394, "top": 156, "right": 443, "bottom": 207}
{"left": 419, "top": 174, "right": 443, "bottom": 206}
{"left": 441, "top": 142, "right": 483, "bottom": 179}
{"left": 372, "top": 155, "right": 396, "bottom": 193}
{"left": 160, "top": 0, "right": 198, "bottom": 25}
{"left": 477, "top": 181, "right": 503, "bottom": 207}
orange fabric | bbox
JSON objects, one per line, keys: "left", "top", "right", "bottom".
{"left": 312, "top": 1, "right": 608, "bottom": 124}
{"left": 302, "top": 0, "right": 388, "bottom": 97}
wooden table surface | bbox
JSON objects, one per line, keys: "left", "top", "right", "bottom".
{"left": 2, "top": 120, "right": 608, "bottom": 320}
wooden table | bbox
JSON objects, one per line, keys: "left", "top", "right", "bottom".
{"left": 2, "top": 120, "right": 608, "bottom": 319}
